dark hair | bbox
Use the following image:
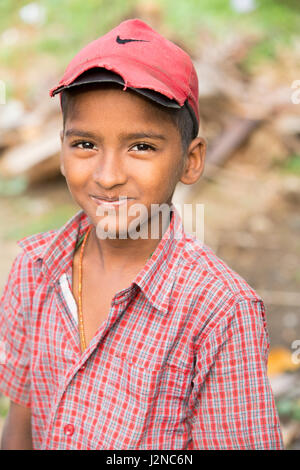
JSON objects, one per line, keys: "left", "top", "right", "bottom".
{"left": 61, "top": 84, "right": 196, "bottom": 156}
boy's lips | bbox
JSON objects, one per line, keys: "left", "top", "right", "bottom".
{"left": 89, "top": 195, "right": 134, "bottom": 206}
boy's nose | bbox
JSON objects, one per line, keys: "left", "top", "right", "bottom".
{"left": 92, "top": 151, "right": 127, "bottom": 189}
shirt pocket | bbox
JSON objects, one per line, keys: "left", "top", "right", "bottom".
{"left": 91, "top": 354, "right": 191, "bottom": 449}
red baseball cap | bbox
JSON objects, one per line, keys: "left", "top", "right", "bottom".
{"left": 49, "top": 18, "right": 199, "bottom": 137}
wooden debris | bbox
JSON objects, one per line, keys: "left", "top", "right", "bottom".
{"left": 0, "top": 126, "right": 61, "bottom": 184}
{"left": 204, "top": 116, "right": 262, "bottom": 179}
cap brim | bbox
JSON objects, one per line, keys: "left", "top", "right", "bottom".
{"left": 52, "top": 68, "right": 181, "bottom": 109}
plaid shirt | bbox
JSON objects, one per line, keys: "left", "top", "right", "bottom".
{"left": 0, "top": 204, "right": 284, "bottom": 450}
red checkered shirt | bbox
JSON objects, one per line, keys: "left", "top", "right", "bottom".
{"left": 0, "top": 204, "right": 284, "bottom": 449}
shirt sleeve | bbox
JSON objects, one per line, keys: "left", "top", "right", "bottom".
{"left": 188, "top": 297, "right": 284, "bottom": 449}
{"left": 0, "top": 251, "right": 31, "bottom": 408}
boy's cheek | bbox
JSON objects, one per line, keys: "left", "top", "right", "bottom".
{"left": 61, "top": 156, "right": 88, "bottom": 183}
{"left": 63, "top": 170, "right": 87, "bottom": 188}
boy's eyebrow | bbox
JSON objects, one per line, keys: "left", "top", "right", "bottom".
{"left": 65, "top": 129, "right": 98, "bottom": 140}
{"left": 120, "top": 132, "right": 167, "bottom": 141}
{"left": 64, "top": 128, "right": 167, "bottom": 141}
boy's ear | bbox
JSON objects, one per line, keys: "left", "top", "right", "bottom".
{"left": 179, "top": 137, "right": 206, "bottom": 185}
{"left": 59, "top": 129, "right": 65, "bottom": 177}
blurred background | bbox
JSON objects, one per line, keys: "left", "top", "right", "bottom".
{"left": 0, "top": 0, "right": 300, "bottom": 449}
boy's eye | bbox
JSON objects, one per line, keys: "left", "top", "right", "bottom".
{"left": 70, "top": 141, "right": 155, "bottom": 152}
{"left": 130, "top": 143, "right": 156, "bottom": 152}
{"left": 71, "top": 141, "right": 96, "bottom": 150}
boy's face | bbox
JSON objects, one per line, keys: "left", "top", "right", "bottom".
{"left": 60, "top": 84, "right": 188, "bottom": 239}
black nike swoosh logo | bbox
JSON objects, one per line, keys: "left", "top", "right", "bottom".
{"left": 116, "top": 35, "right": 150, "bottom": 44}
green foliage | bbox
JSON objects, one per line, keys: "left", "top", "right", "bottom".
{"left": 38, "top": 0, "right": 136, "bottom": 64}
{"left": 3, "top": 203, "right": 76, "bottom": 240}
{"left": 279, "top": 155, "right": 300, "bottom": 175}
{"left": 160, "top": 0, "right": 300, "bottom": 51}
{"left": 0, "top": 175, "right": 28, "bottom": 196}
{"left": 1, "top": 0, "right": 299, "bottom": 70}
{"left": 0, "top": 394, "right": 9, "bottom": 418}
{"left": 0, "top": 0, "right": 136, "bottom": 68}
{"left": 276, "top": 397, "right": 300, "bottom": 421}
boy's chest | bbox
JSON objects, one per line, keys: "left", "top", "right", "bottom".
{"left": 30, "top": 241, "right": 195, "bottom": 375}
{"left": 72, "top": 270, "right": 114, "bottom": 349}
{"left": 71, "top": 250, "right": 140, "bottom": 350}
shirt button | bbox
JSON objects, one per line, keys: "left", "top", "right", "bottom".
{"left": 64, "top": 424, "right": 74, "bottom": 436}
{"left": 79, "top": 364, "right": 86, "bottom": 371}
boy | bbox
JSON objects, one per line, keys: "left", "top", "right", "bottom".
{"left": 0, "top": 19, "right": 283, "bottom": 450}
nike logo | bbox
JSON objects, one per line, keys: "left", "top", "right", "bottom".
{"left": 116, "top": 35, "right": 150, "bottom": 44}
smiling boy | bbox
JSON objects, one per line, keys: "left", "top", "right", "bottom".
{"left": 0, "top": 19, "right": 283, "bottom": 450}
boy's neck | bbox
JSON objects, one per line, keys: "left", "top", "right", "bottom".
{"left": 85, "top": 210, "right": 172, "bottom": 274}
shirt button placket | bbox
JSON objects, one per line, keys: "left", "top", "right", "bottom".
{"left": 64, "top": 424, "right": 75, "bottom": 437}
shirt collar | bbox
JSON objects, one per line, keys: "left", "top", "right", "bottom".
{"left": 133, "top": 204, "right": 185, "bottom": 313}
{"left": 17, "top": 203, "right": 186, "bottom": 314}
{"left": 17, "top": 210, "right": 91, "bottom": 282}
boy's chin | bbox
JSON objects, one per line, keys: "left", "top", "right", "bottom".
{"left": 94, "top": 219, "right": 150, "bottom": 241}
{"left": 90, "top": 208, "right": 151, "bottom": 240}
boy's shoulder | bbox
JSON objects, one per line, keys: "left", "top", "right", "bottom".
{"left": 179, "top": 232, "right": 263, "bottom": 303}
{"left": 4, "top": 210, "right": 87, "bottom": 290}
{"left": 16, "top": 209, "right": 86, "bottom": 263}
{"left": 17, "top": 228, "right": 59, "bottom": 262}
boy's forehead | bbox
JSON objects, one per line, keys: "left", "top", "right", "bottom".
{"left": 65, "top": 84, "right": 177, "bottom": 129}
